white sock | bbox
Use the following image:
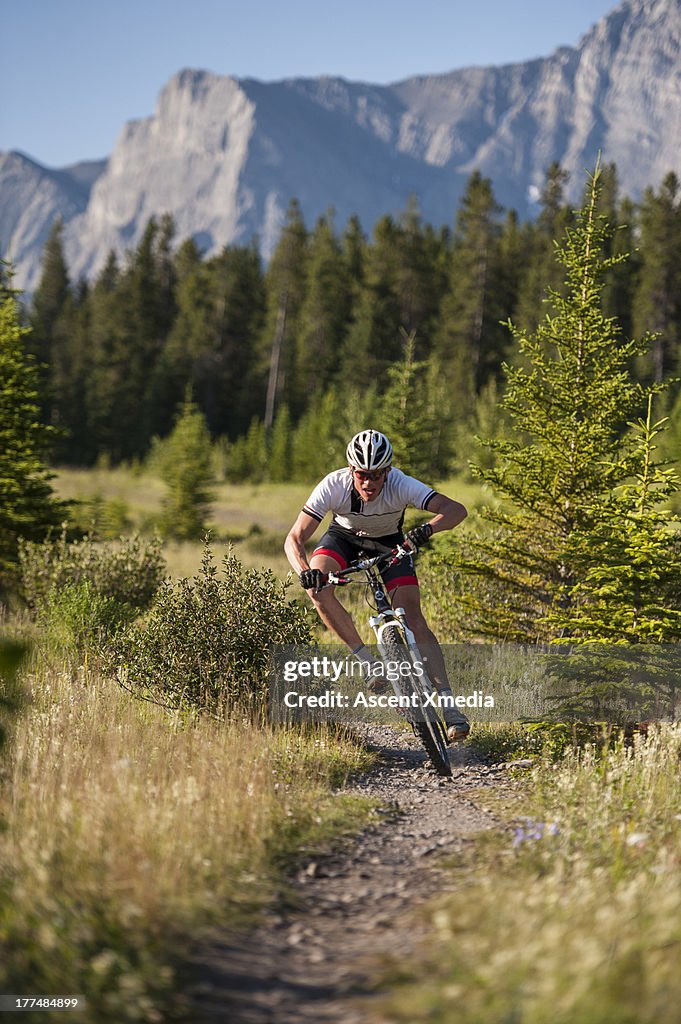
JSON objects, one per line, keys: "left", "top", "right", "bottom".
{"left": 351, "top": 644, "right": 383, "bottom": 678}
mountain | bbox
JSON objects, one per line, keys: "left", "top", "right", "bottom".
{"left": 0, "top": 152, "right": 106, "bottom": 288}
{"left": 3, "top": 0, "right": 681, "bottom": 293}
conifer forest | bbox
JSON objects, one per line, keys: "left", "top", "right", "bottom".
{"left": 18, "top": 162, "right": 681, "bottom": 481}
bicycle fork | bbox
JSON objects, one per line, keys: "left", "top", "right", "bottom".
{"left": 372, "top": 608, "right": 448, "bottom": 730}
{"left": 371, "top": 608, "right": 418, "bottom": 657}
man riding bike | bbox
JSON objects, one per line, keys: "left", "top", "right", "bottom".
{"left": 284, "top": 429, "right": 470, "bottom": 742}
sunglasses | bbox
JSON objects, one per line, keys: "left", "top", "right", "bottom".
{"left": 352, "top": 468, "right": 387, "bottom": 482}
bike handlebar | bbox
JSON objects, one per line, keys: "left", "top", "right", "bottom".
{"left": 320, "top": 543, "right": 413, "bottom": 590}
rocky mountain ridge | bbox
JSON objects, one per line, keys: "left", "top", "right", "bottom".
{"left": 2, "top": 0, "right": 680, "bottom": 292}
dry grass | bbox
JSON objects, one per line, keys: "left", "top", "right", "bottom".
{"left": 0, "top": 655, "right": 374, "bottom": 1022}
{"left": 386, "top": 725, "right": 681, "bottom": 1023}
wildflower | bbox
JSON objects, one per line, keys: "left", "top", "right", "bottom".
{"left": 625, "top": 832, "right": 648, "bottom": 847}
{"left": 512, "top": 817, "right": 560, "bottom": 846}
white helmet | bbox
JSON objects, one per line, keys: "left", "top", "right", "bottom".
{"left": 346, "top": 430, "right": 393, "bottom": 471}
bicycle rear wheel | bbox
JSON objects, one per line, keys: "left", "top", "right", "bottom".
{"left": 380, "top": 625, "right": 452, "bottom": 778}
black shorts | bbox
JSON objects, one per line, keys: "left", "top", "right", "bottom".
{"left": 312, "top": 527, "right": 418, "bottom": 592}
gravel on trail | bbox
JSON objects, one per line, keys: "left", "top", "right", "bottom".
{"left": 183, "top": 725, "right": 519, "bottom": 1023}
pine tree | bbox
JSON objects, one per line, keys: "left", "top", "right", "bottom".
{"left": 268, "top": 405, "right": 293, "bottom": 482}
{"left": 0, "top": 286, "right": 65, "bottom": 592}
{"left": 632, "top": 173, "right": 681, "bottom": 382}
{"left": 157, "top": 394, "right": 215, "bottom": 540}
{"left": 28, "top": 219, "right": 71, "bottom": 423}
{"left": 597, "top": 168, "right": 639, "bottom": 338}
{"left": 340, "top": 204, "right": 447, "bottom": 387}
{"left": 393, "top": 197, "right": 448, "bottom": 353}
{"left": 290, "top": 389, "right": 378, "bottom": 482}
{"left": 296, "top": 211, "right": 352, "bottom": 401}
{"left": 380, "top": 331, "right": 438, "bottom": 479}
{"left": 546, "top": 397, "right": 681, "bottom": 643}
{"left": 85, "top": 251, "right": 127, "bottom": 461}
{"left": 434, "top": 172, "right": 507, "bottom": 402}
{"left": 51, "top": 280, "right": 93, "bottom": 463}
{"left": 154, "top": 243, "right": 265, "bottom": 441}
{"left": 446, "top": 165, "right": 656, "bottom": 643}
{"left": 515, "top": 162, "right": 573, "bottom": 331}
{"left": 258, "top": 199, "right": 308, "bottom": 422}
{"left": 339, "top": 215, "right": 403, "bottom": 382}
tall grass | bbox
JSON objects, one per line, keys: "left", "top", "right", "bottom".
{"left": 0, "top": 658, "right": 374, "bottom": 1022}
{"left": 387, "top": 726, "right": 681, "bottom": 1024}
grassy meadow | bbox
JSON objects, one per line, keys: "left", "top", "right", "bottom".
{"left": 4, "top": 465, "right": 680, "bottom": 1021}
{"left": 0, "top": 637, "right": 375, "bottom": 1022}
{"left": 1, "top": 465, "right": 392, "bottom": 1020}
{"left": 385, "top": 724, "right": 681, "bottom": 1024}
{"left": 51, "top": 463, "right": 492, "bottom": 580}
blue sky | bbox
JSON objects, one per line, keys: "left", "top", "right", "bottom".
{"left": 4, "top": 0, "right": 618, "bottom": 168}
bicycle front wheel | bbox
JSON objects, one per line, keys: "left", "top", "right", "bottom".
{"left": 380, "top": 625, "right": 452, "bottom": 778}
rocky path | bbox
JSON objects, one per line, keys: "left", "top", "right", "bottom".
{"left": 183, "top": 726, "right": 515, "bottom": 1023}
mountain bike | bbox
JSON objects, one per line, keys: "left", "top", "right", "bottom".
{"left": 320, "top": 545, "right": 452, "bottom": 778}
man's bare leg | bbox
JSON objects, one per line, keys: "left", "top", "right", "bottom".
{"left": 307, "top": 554, "right": 364, "bottom": 649}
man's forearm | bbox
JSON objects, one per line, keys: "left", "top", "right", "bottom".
{"left": 284, "top": 533, "right": 310, "bottom": 574}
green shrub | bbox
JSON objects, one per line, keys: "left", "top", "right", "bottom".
{"left": 37, "top": 580, "right": 134, "bottom": 657}
{"left": 18, "top": 532, "right": 165, "bottom": 615}
{"left": 110, "top": 546, "right": 312, "bottom": 716}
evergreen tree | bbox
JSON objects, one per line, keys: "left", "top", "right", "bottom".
{"left": 341, "top": 214, "right": 367, "bottom": 296}
{"left": 296, "top": 211, "right": 352, "bottom": 400}
{"left": 632, "top": 172, "right": 681, "bottom": 382}
{"left": 290, "top": 387, "right": 379, "bottom": 481}
{"left": 119, "top": 217, "right": 177, "bottom": 455}
{"left": 546, "top": 398, "right": 681, "bottom": 643}
{"left": 85, "top": 219, "right": 179, "bottom": 461}
{"left": 434, "top": 172, "right": 507, "bottom": 405}
{"left": 380, "top": 331, "right": 439, "bottom": 479}
{"left": 258, "top": 199, "right": 308, "bottom": 422}
{"left": 85, "top": 252, "right": 128, "bottom": 462}
{"left": 0, "top": 287, "right": 65, "bottom": 592}
{"left": 157, "top": 394, "right": 215, "bottom": 540}
{"left": 268, "top": 405, "right": 293, "bottom": 483}
{"left": 28, "top": 219, "right": 71, "bottom": 422}
{"left": 339, "top": 215, "right": 403, "bottom": 382}
{"left": 51, "top": 280, "right": 94, "bottom": 463}
{"left": 341, "top": 204, "right": 448, "bottom": 386}
{"left": 153, "top": 243, "right": 265, "bottom": 440}
{"left": 393, "top": 197, "right": 448, "bottom": 353}
{"left": 515, "top": 162, "right": 573, "bottom": 331}
{"left": 290, "top": 391, "right": 344, "bottom": 481}
{"left": 446, "top": 165, "right": 656, "bottom": 643}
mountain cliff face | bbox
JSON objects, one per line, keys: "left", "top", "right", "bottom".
{"left": 3, "top": 0, "right": 680, "bottom": 292}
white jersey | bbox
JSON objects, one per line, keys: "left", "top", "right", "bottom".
{"left": 303, "top": 468, "right": 437, "bottom": 538}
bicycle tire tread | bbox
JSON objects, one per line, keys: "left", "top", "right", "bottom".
{"left": 380, "top": 625, "right": 452, "bottom": 777}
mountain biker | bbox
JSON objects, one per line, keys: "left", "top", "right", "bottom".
{"left": 284, "top": 428, "right": 470, "bottom": 742}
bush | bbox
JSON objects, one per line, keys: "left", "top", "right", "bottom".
{"left": 110, "top": 546, "right": 312, "bottom": 716}
{"left": 18, "top": 532, "right": 165, "bottom": 615}
{"left": 37, "top": 580, "right": 134, "bottom": 658}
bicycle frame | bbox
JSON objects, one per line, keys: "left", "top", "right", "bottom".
{"left": 323, "top": 544, "right": 452, "bottom": 776}
{"left": 325, "top": 546, "right": 431, "bottom": 691}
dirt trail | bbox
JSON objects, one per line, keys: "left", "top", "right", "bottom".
{"left": 183, "top": 726, "right": 514, "bottom": 1023}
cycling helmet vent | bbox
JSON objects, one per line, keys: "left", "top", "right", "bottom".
{"left": 346, "top": 430, "right": 393, "bottom": 471}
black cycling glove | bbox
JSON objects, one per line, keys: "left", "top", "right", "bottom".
{"left": 405, "top": 523, "right": 433, "bottom": 552}
{"left": 299, "top": 568, "right": 327, "bottom": 592}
